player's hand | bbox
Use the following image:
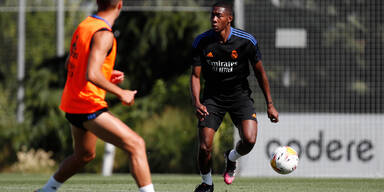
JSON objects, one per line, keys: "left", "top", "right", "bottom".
{"left": 120, "top": 90, "right": 137, "bottom": 106}
{"left": 111, "top": 70, "right": 124, "bottom": 84}
{"left": 194, "top": 103, "right": 209, "bottom": 121}
{"left": 267, "top": 104, "right": 279, "bottom": 123}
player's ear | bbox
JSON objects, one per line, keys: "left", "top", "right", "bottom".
{"left": 228, "top": 14, "right": 233, "bottom": 24}
{"left": 117, "top": 0, "right": 123, "bottom": 10}
{"left": 226, "top": 9, "right": 233, "bottom": 23}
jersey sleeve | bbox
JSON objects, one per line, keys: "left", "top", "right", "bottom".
{"left": 249, "top": 39, "right": 262, "bottom": 64}
{"left": 191, "top": 38, "right": 203, "bottom": 66}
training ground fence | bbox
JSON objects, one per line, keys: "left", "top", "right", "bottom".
{"left": 246, "top": 0, "right": 383, "bottom": 113}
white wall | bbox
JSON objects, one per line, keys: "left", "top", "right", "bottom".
{"left": 237, "top": 113, "right": 384, "bottom": 178}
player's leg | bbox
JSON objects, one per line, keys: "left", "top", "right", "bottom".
{"left": 228, "top": 96, "right": 258, "bottom": 157}
{"left": 37, "top": 125, "right": 98, "bottom": 192}
{"left": 194, "top": 127, "right": 216, "bottom": 192}
{"left": 83, "top": 111, "right": 154, "bottom": 191}
{"left": 198, "top": 127, "right": 215, "bottom": 176}
{"left": 54, "top": 126, "right": 98, "bottom": 182}
{"left": 223, "top": 120, "right": 257, "bottom": 185}
{"left": 224, "top": 97, "right": 258, "bottom": 185}
{"left": 235, "top": 119, "right": 258, "bottom": 155}
{"left": 194, "top": 98, "right": 224, "bottom": 192}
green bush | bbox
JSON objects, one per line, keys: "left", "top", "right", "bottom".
{"left": 0, "top": 89, "right": 19, "bottom": 169}
{"left": 138, "top": 106, "right": 197, "bottom": 173}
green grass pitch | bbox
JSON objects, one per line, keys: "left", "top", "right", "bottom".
{"left": 0, "top": 173, "right": 383, "bottom": 192}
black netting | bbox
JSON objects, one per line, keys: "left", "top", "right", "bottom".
{"left": 245, "top": 0, "right": 383, "bottom": 113}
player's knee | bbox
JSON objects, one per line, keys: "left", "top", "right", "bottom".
{"left": 76, "top": 151, "right": 96, "bottom": 163}
{"left": 199, "top": 143, "right": 213, "bottom": 154}
{"left": 246, "top": 137, "right": 256, "bottom": 146}
{"left": 242, "top": 136, "right": 256, "bottom": 148}
{"left": 123, "top": 136, "right": 146, "bottom": 154}
{"left": 134, "top": 136, "right": 146, "bottom": 151}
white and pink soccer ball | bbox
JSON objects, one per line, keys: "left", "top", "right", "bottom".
{"left": 270, "top": 146, "right": 299, "bottom": 175}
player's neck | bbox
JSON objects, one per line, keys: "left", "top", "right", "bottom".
{"left": 95, "top": 11, "right": 117, "bottom": 27}
{"left": 218, "top": 26, "right": 231, "bottom": 43}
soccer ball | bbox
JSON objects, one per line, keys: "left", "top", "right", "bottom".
{"left": 270, "top": 146, "right": 299, "bottom": 174}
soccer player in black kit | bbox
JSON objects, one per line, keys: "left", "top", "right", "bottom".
{"left": 190, "top": 1, "right": 279, "bottom": 192}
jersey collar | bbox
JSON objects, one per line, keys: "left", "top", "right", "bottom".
{"left": 213, "top": 27, "right": 233, "bottom": 43}
{"left": 227, "top": 27, "right": 233, "bottom": 41}
{"left": 91, "top": 14, "right": 112, "bottom": 28}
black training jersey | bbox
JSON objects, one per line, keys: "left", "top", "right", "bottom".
{"left": 192, "top": 27, "right": 262, "bottom": 99}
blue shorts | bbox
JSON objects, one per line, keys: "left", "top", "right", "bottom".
{"left": 65, "top": 108, "right": 108, "bottom": 130}
{"left": 198, "top": 96, "right": 257, "bottom": 131}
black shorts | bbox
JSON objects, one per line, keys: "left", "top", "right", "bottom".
{"left": 65, "top": 108, "right": 108, "bottom": 130}
{"left": 198, "top": 96, "right": 257, "bottom": 131}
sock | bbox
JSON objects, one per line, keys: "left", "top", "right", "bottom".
{"left": 228, "top": 149, "right": 242, "bottom": 162}
{"left": 201, "top": 171, "right": 213, "bottom": 185}
{"left": 139, "top": 183, "right": 155, "bottom": 192}
{"left": 41, "top": 176, "right": 62, "bottom": 192}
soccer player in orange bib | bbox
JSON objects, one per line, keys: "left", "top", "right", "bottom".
{"left": 35, "top": 1, "right": 155, "bottom": 192}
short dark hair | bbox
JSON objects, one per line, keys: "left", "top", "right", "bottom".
{"left": 212, "top": 1, "right": 233, "bottom": 16}
{"left": 97, "top": 0, "right": 121, "bottom": 11}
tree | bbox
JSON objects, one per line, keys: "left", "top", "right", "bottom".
{"left": 115, "top": 10, "right": 210, "bottom": 95}
{"left": 0, "top": 0, "right": 88, "bottom": 167}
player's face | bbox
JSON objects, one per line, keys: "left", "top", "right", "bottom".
{"left": 211, "top": 7, "right": 232, "bottom": 32}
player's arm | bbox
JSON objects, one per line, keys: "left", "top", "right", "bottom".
{"left": 190, "top": 66, "right": 209, "bottom": 120}
{"left": 252, "top": 60, "right": 279, "bottom": 122}
{"left": 86, "top": 30, "right": 136, "bottom": 105}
